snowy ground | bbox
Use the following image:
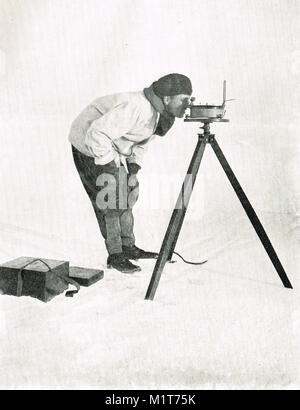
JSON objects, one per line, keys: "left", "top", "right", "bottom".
{"left": 0, "top": 210, "right": 299, "bottom": 390}
{"left": 0, "top": 118, "right": 299, "bottom": 390}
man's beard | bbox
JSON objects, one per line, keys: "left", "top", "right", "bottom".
{"left": 163, "top": 102, "right": 183, "bottom": 118}
{"left": 162, "top": 101, "right": 172, "bottom": 116}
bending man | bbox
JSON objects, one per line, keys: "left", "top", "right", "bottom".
{"left": 69, "top": 73, "right": 193, "bottom": 273}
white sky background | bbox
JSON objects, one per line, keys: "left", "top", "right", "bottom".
{"left": 0, "top": 0, "right": 299, "bottom": 254}
{"left": 0, "top": 0, "right": 299, "bottom": 121}
{"left": 0, "top": 0, "right": 300, "bottom": 390}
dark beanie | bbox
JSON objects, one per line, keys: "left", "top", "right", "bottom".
{"left": 152, "top": 73, "right": 193, "bottom": 98}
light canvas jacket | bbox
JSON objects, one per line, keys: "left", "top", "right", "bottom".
{"left": 68, "top": 90, "right": 161, "bottom": 167}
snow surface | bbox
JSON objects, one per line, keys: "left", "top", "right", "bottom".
{"left": 0, "top": 119, "right": 299, "bottom": 390}
{"left": 0, "top": 0, "right": 299, "bottom": 390}
{"left": 0, "top": 191, "right": 299, "bottom": 390}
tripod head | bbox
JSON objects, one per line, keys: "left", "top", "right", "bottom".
{"left": 184, "top": 115, "right": 229, "bottom": 143}
{"left": 184, "top": 117, "right": 229, "bottom": 123}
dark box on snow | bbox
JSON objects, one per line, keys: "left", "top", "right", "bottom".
{"left": 0, "top": 256, "right": 69, "bottom": 302}
{"left": 69, "top": 266, "right": 104, "bottom": 287}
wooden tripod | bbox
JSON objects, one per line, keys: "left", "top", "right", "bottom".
{"left": 145, "top": 118, "right": 293, "bottom": 301}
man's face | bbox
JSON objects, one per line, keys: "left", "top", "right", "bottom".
{"left": 163, "top": 94, "right": 192, "bottom": 118}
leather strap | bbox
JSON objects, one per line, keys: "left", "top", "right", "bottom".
{"left": 16, "top": 258, "right": 80, "bottom": 298}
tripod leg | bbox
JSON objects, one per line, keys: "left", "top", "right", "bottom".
{"left": 210, "top": 138, "right": 293, "bottom": 289}
{"left": 167, "top": 143, "right": 206, "bottom": 261}
{"left": 145, "top": 138, "right": 207, "bottom": 300}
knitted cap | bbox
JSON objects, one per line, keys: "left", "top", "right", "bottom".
{"left": 153, "top": 73, "right": 193, "bottom": 98}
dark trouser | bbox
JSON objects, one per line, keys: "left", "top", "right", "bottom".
{"left": 71, "top": 145, "right": 139, "bottom": 255}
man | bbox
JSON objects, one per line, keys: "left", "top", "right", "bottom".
{"left": 69, "top": 73, "right": 193, "bottom": 273}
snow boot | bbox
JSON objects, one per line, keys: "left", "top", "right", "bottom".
{"left": 107, "top": 253, "right": 141, "bottom": 273}
{"left": 122, "top": 245, "right": 159, "bottom": 260}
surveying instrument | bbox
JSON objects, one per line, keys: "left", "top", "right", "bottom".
{"left": 145, "top": 81, "right": 293, "bottom": 300}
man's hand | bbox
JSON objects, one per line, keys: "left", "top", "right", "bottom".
{"left": 114, "top": 155, "right": 121, "bottom": 168}
{"left": 127, "top": 171, "right": 139, "bottom": 208}
{"left": 126, "top": 161, "right": 141, "bottom": 175}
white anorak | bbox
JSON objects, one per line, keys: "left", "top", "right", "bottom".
{"left": 69, "top": 91, "right": 161, "bottom": 167}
